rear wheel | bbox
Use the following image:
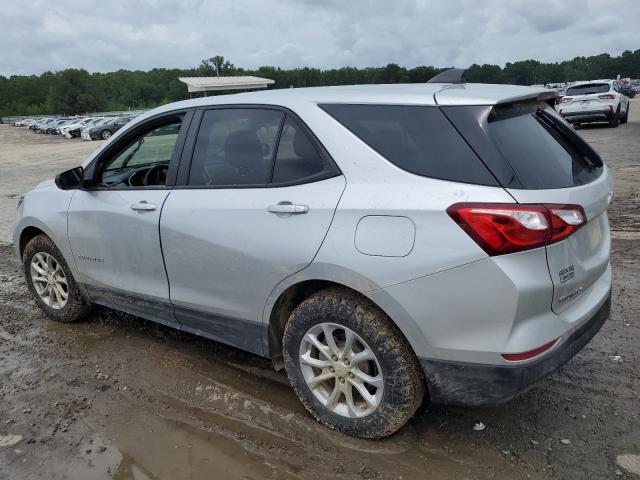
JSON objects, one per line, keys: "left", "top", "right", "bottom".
{"left": 283, "top": 288, "right": 425, "bottom": 439}
{"left": 621, "top": 104, "right": 629, "bottom": 124}
{"left": 100, "top": 129, "right": 112, "bottom": 140}
{"left": 609, "top": 107, "right": 620, "bottom": 127}
{"left": 23, "top": 234, "right": 92, "bottom": 323}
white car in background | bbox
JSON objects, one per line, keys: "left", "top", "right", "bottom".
{"left": 557, "top": 80, "right": 630, "bottom": 127}
{"left": 14, "top": 118, "right": 37, "bottom": 127}
{"left": 60, "top": 117, "right": 93, "bottom": 138}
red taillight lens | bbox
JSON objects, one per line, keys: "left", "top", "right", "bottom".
{"left": 598, "top": 94, "right": 615, "bottom": 100}
{"left": 559, "top": 97, "right": 573, "bottom": 103}
{"left": 501, "top": 339, "right": 558, "bottom": 362}
{"left": 447, "top": 203, "right": 586, "bottom": 256}
{"left": 447, "top": 203, "right": 549, "bottom": 255}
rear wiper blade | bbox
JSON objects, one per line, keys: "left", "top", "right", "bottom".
{"left": 534, "top": 109, "right": 603, "bottom": 168}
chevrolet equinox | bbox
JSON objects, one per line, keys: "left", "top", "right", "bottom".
{"left": 14, "top": 79, "right": 612, "bottom": 439}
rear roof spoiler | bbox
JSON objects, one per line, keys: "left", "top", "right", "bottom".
{"left": 496, "top": 90, "right": 559, "bottom": 107}
{"left": 427, "top": 68, "right": 467, "bottom": 84}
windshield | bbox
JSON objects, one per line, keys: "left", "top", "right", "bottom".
{"left": 566, "top": 83, "right": 610, "bottom": 96}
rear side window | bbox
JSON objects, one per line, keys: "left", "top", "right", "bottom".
{"left": 442, "top": 102, "right": 603, "bottom": 189}
{"left": 319, "top": 104, "right": 498, "bottom": 186}
{"left": 566, "top": 83, "right": 610, "bottom": 96}
{"left": 189, "top": 109, "right": 284, "bottom": 186}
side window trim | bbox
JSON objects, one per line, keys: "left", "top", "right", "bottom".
{"left": 84, "top": 109, "right": 194, "bottom": 191}
{"left": 269, "top": 113, "right": 287, "bottom": 183}
{"left": 175, "top": 108, "right": 204, "bottom": 186}
{"left": 174, "top": 104, "right": 342, "bottom": 189}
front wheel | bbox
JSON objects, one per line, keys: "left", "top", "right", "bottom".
{"left": 283, "top": 288, "right": 425, "bottom": 439}
{"left": 23, "top": 234, "right": 92, "bottom": 323}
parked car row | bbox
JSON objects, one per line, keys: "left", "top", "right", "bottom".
{"left": 11, "top": 114, "right": 139, "bottom": 140}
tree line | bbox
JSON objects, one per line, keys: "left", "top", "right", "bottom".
{"left": 1, "top": 50, "right": 639, "bottom": 117}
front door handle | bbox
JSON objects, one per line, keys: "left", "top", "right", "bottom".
{"left": 130, "top": 201, "right": 157, "bottom": 211}
{"left": 267, "top": 203, "right": 309, "bottom": 215}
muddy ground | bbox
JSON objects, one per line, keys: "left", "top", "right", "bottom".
{"left": 0, "top": 103, "right": 639, "bottom": 479}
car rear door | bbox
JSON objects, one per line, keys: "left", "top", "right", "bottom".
{"left": 442, "top": 101, "right": 612, "bottom": 318}
{"left": 160, "top": 107, "right": 345, "bottom": 354}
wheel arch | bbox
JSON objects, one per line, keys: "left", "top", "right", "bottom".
{"left": 266, "top": 277, "right": 430, "bottom": 373}
{"left": 19, "top": 225, "right": 47, "bottom": 259}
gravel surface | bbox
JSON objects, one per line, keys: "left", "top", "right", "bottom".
{"left": 0, "top": 103, "right": 639, "bottom": 479}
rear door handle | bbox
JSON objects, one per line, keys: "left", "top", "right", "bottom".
{"left": 267, "top": 203, "right": 309, "bottom": 215}
{"left": 130, "top": 201, "right": 157, "bottom": 211}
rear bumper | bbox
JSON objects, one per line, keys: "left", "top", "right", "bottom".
{"left": 420, "top": 291, "right": 611, "bottom": 406}
{"left": 561, "top": 109, "right": 614, "bottom": 122}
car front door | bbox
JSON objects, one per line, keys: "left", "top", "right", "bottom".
{"left": 160, "top": 107, "right": 345, "bottom": 354}
{"left": 67, "top": 110, "right": 192, "bottom": 327}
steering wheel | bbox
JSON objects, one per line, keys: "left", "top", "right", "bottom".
{"left": 143, "top": 164, "right": 168, "bottom": 186}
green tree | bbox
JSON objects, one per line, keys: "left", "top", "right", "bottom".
{"left": 45, "top": 69, "right": 100, "bottom": 114}
{"left": 2, "top": 49, "right": 640, "bottom": 117}
{"left": 198, "top": 55, "right": 236, "bottom": 76}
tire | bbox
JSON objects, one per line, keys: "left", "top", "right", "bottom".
{"left": 621, "top": 104, "right": 629, "bottom": 124}
{"left": 283, "top": 287, "right": 425, "bottom": 439}
{"left": 100, "top": 129, "right": 112, "bottom": 140}
{"left": 23, "top": 234, "right": 92, "bottom": 323}
{"left": 609, "top": 107, "right": 620, "bottom": 127}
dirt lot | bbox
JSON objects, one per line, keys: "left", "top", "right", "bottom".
{"left": 0, "top": 104, "right": 639, "bottom": 479}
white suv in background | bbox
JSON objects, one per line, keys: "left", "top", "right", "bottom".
{"left": 558, "top": 80, "right": 630, "bottom": 127}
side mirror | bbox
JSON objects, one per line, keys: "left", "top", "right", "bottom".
{"left": 55, "top": 166, "right": 84, "bottom": 190}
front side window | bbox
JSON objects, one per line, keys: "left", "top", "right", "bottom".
{"left": 98, "top": 120, "right": 182, "bottom": 188}
{"left": 189, "top": 109, "right": 284, "bottom": 186}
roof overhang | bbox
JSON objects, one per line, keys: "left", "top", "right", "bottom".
{"left": 178, "top": 76, "right": 275, "bottom": 93}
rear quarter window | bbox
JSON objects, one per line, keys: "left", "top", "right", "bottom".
{"left": 442, "top": 102, "right": 604, "bottom": 189}
{"left": 319, "top": 104, "right": 498, "bottom": 186}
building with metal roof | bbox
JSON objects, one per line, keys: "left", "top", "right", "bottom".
{"left": 178, "top": 76, "right": 275, "bottom": 94}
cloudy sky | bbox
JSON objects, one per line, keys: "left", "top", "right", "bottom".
{"left": 1, "top": 0, "right": 638, "bottom": 76}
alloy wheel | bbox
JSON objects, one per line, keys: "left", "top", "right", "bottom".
{"left": 30, "top": 252, "right": 68, "bottom": 310}
{"left": 299, "top": 322, "right": 384, "bottom": 418}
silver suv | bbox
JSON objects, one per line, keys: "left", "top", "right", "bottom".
{"left": 14, "top": 81, "right": 612, "bottom": 439}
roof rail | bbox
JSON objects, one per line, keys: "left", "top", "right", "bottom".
{"left": 427, "top": 68, "right": 467, "bottom": 84}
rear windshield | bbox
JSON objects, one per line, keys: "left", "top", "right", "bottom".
{"left": 442, "top": 102, "right": 603, "bottom": 189}
{"left": 319, "top": 104, "right": 498, "bottom": 186}
{"left": 566, "top": 83, "right": 610, "bottom": 96}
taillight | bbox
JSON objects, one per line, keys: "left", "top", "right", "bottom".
{"left": 548, "top": 205, "right": 586, "bottom": 243}
{"left": 447, "top": 203, "right": 586, "bottom": 256}
{"left": 598, "top": 94, "right": 615, "bottom": 100}
{"left": 559, "top": 97, "right": 573, "bottom": 103}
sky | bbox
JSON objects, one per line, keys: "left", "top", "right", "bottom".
{"left": 1, "top": 0, "right": 638, "bottom": 76}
